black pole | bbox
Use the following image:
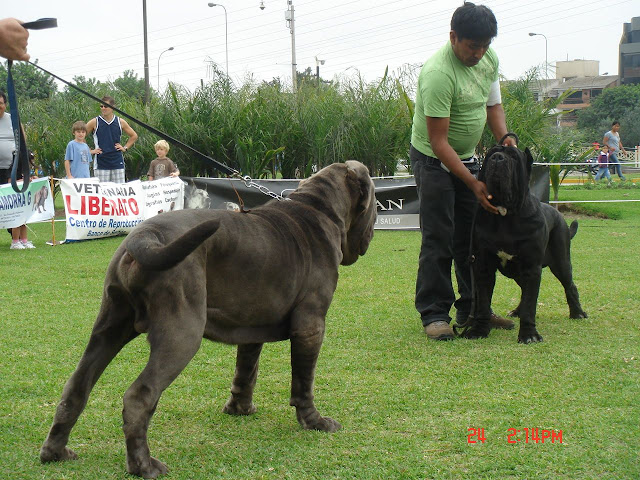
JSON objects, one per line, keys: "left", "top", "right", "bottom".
{"left": 316, "top": 64, "right": 320, "bottom": 87}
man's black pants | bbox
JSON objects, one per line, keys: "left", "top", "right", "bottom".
{"left": 411, "top": 145, "right": 479, "bottom": 327}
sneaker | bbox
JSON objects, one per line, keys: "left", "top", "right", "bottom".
{"left": 490, "top": 312, "right": 515, "bottom": 330}
{"left": 21, "top": 240, "right": 35, "bottom": 249}
{"left": 10, "top": 241, "right": 25, "bottom": 250}
{"left": 424, "top": 321, "right": 455, "bottom": 341}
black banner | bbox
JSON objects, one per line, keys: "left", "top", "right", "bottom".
{"left": 183, "top": 165, "right": 550, "bottom": 231}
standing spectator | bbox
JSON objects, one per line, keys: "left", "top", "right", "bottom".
{"left": 0, "top": 91, "right": 34, "bottom": 249}
{"left": 410, "top": 3, "right": 515, "bottom": 340}
{"left": 147, "top": 140, "right": 180, "bottom": 181}
{"left": 0, "top": 18, "right": 29, "bottom": 61}
{"left": 594, "top": 144, "right": 612, "bottom": 182}
{"left": 603, "top": 121, "right": 627, "bottom": 181}
{"left": 64, "top": 121, "right": 98, "bottom": 179}
{"left": 85, "top": 96, "right": 138, "bottom": 183}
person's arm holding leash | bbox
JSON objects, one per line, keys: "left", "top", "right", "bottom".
{"left": 0, "top": 18, "right": 29, "bottom": 61}
{"left": 428, "top": 116, "right": 499, "bottom": 215}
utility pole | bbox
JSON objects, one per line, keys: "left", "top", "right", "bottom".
{"left": 143, "top": 0, "right": 150, "bottom": 105}
{"left": 285, "top": 0, "right": 297, "bottom": 92}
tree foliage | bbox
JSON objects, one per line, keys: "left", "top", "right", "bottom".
{"left": 577, "top": 84, "right": 640, "bottom": 147}
{"left": 0, "top": 60, "right": 57, "bottom": 100}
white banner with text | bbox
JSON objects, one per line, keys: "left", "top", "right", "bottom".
{"left": 0, "top": 177, "right": 54, "bottom": 229}
{"left": 60, "top": 177, "right": 184, "bottom": 242}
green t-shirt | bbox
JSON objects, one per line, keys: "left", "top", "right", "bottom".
{"left": 411, "top": 42, "right": 499, "bottom": 159}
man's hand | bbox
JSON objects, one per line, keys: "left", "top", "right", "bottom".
{"left": 0, "top": 18, "right": 30, "bottom": 61}
{"left": 470, "top": 178, "right": 499, "bottom": 214}
{"left": 502, "top": 135, "right": 517, "bottom": 147}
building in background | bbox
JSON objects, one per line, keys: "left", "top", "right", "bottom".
{"left": 619, "top": 16, "right": 640, "bottom": 85}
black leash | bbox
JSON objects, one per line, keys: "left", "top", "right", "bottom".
{"left": 7, "top": 18, "right": 58, "bottom": 193}
{"left": 27, "top": 62, "right": 237, "bottom": 178}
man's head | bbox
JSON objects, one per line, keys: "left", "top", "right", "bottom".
{"left": 450, "top": 2, "right": 497, "bottom": 67}
{"left": 100, "top": 96, "right": 116, "bottom": 116}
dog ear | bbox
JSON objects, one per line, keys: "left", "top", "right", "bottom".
{"left": 524, "top": 147, "right": 534, "bottom": 172}
{"left": 341, "top": 161, "right": 376, "bottom": 265}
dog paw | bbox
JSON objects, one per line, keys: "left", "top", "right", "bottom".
{"left": 460, "top": 326, "right": 490, "bottom": 339}
{"left": 508, "top": 308, "right": 520, "bottom": 318}
{"left": 307, "top": 416, "right": 342, "bottom": 433}
{"left": 296, "top": 407, "right": 342, "bottom": 432}
{"left": 517, "top": 332, "right": 543, "bottom": 344}
{"left": 222, "top": 398, "right": 257, "bottom": 416}
{"left": 127, "top": 456, "right": 168, "bottom": 479}
{"left": 570, "top": 309, "right": 588, "bottom": 319}
{"left": 40, "top": 445, "right": 78, "bottom": 463}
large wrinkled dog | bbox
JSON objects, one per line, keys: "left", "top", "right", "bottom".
{"left": 460, "top": 137, "right": 587, "bottom": 343}
{"left": 41, "top": 161, "right": 377, "bottom": 478}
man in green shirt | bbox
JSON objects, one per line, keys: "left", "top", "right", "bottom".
{"left": 410, "top": 2, "right": 516, "bottom": 341}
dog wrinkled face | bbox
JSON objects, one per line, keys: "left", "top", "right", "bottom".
{"left": 481, "top": 146, "right": 532, "bottom": 215}
{"left": 341, "top": 161, "right": 377, "bottom": 265}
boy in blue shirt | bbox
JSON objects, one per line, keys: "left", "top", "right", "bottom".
{"left": 65, "top": 121, "right": 98, "bottom": 179}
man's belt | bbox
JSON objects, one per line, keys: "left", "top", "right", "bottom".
{"left": 423, "top": 155, "right": 477, "bottom": 173}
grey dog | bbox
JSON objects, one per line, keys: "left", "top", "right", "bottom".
{"left": 460, "top": 137, "right": 587, "bottom": 343}
{"left": 40, "top": 160, "right": 377, "bottom": 478}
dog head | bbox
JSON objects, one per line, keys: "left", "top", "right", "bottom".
{"left": 480, "top": 145, "right": 534, "bottom": 216}
{"left": 292, "top": 161, "right": 377, "bottom": 266}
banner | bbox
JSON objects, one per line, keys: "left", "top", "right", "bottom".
{"left": 60, "top": 177, "right": 184, "bottom": 241}
{"left": 183, "top": 165, "right": 550, "bottom": 231}
{"left": 0, "top": 177, "right": 54, "bottom": 229}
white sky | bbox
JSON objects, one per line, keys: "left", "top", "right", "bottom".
{"left": 4, "top": 0, "right": 638, "bottom": 92}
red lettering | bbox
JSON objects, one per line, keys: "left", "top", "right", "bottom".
{"left": 64, "top": 195, "right": 78, "bottom": 214}
{"left": 128, "top": 198, "right": 139, "bottom": 215}
{"left": 118, "top": 199, "right": 127, "bottom": 216}
{"left": 101, "top": 197, "right": 111, "bottom": 216}
{"left": 88, "top": 196, "right": 100, "bottom": 215}
{"left": 80, "top": 195, "right": 86, "bottom": 215}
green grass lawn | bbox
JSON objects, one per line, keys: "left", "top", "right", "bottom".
{"left": 0, "top": 188, "right": 638, "bottom": 479}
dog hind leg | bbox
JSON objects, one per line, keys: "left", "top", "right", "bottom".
{"left": 223, "top": 343, "right": 263, "bottom": 415}
{"left": 123, "top": 315, "right": 204, "bottom": 479}
{"left": 41, "top": 298, "right": 138, "bottom": 463}
{"left": 548, "top": 261, "right": 588, "bottom": 319}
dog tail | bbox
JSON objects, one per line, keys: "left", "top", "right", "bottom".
{"left": 569, "top": 220, "right": 578, "bottom": 240}
{"left": 126, "top": 219, "right": 221, "bottom": 270}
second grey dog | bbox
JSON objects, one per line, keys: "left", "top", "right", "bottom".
{"left": 460, "top": 139, "right": 587, "bottom": 343}
{"left": 41, "top": 161, "right": 377, "bottom": 478}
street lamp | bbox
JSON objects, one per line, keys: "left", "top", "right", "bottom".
{"left": 529, "top": 32, "right": 548, "bottom": 95}
{"left": 260, "top": 0, "right": 298, "bottom": 92}
{"left": 157, "top": 47, "right": 175, "bottom": 92}
{"left": 315, "top": 55, "right": 325, "bottom": 87}
{"left": 208, "top": 2, "right": 228, "bottom": 77}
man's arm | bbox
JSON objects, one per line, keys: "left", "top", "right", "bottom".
{"left": 85, "top": 117, "right": 96, "bottom": 134}
{"left": 486, "top": 103, "right": 516, "bottom": 146}
{"left": 118, "top": 119, "right": 138, "bottom": 151}
{"left": 427, "top": 116, "right": 498, "bottom": 214}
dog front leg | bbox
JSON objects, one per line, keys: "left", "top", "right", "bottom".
{"left": 516, "top": 267, "right": 544, "bottom": 344}
{"left": 461, "top": 257, "right": 496, "bottom": 339}
{"left": 223, "top": 343, "right": 263, "bottom": 415}
{"left": 289, "top": 328, "right": 341, "bottom": 432}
